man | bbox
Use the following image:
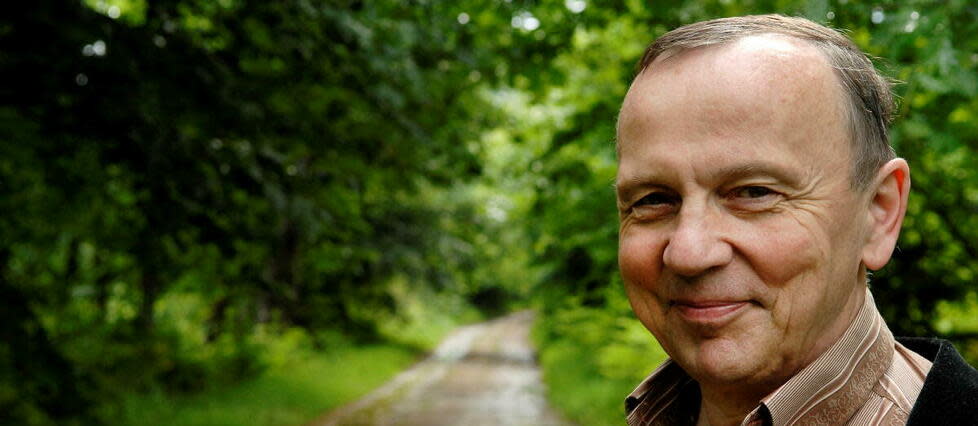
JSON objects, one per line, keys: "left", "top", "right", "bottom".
{"left": 615, "top": 15, "right": 978, "bottom": 425}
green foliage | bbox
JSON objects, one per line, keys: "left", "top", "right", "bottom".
{"left": 3, "top": 0, "right": 978, "bottom": 424}
{"left": 0, "top": 0, "right": 510, "bottom": 423}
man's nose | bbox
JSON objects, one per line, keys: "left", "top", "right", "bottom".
{"left": 662, "top": 205, "right": 733, "bottom": 277}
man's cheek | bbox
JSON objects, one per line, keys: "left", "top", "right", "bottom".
{"left": 735, "top": 217, "right": 820, "bottom": 286}
{"left": 619, "top": 235, "right": 663, "bottom": 290}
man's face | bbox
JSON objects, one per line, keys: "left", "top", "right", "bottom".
{"left": 616, "top": 35, "right": 873, "bottom": 392}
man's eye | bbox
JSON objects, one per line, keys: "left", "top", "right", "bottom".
{"left": 734, "top": 186, "right": 776, "bottom": 199}
{"left": 635, "top": 192, "right": 677, "bottom": 206}
{"left": 726, "top": 186, "right": 782, "bottom": 211}
{"left": 630, "top": 192, "right": 679, "bottom": 220}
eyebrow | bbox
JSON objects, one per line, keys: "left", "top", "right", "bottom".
{"left": 713, "top": 162, "right": 803, "bottom": 186}
{"left": 615, "top": 160, "right": 803, "bottom": 201}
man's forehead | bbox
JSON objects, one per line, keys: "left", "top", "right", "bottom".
{"left": 617, "top": 33, "right": 844, "bottom": 155}
{"left": 650, "top": 33, "right": 822, "bottom": 70}
{"left": 623, "top": 34, "right": 834, "bottom": 110}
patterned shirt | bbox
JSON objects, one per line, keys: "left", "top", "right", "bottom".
{"left": 625, "top": 290, "right": 933, "bottom": 425}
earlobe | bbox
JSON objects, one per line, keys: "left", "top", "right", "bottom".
{"left": 862, "top": 159, "right": 911, "bottom": 270}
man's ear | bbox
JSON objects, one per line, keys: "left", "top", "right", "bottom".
{"left": 862, "top": 158, "right": 911, "bottom": 271}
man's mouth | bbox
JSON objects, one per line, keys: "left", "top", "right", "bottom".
{"left": 672, "top": 300, "right": 750, "bottom": 323}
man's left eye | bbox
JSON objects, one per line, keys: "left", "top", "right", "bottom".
{"left": 726, "top": 186, "right": 781, "bottom": 211}
{"left": 736, "top": 186, "right": 775, "bottom": 199}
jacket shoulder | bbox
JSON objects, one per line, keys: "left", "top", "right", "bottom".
{"left": 898, "top": 337, "right": 978, "bottom": 425}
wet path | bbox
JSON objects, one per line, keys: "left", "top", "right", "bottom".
{"left": 312, "top": 311, "right": 573, "bottom": 426}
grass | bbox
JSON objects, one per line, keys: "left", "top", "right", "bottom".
{"left": 532, "top": 300, "right": 668, "bottom": 426}
{"left": 116, "top": 283, "right": 479, "bottom": 426}
{"left": 119, "top": 343, "right": 420, "bottom": 426}
{"left": 537, "top": 338, "right": 640, "bottom": 426}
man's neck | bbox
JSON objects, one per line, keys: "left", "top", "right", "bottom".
{"left": 694, "top": 382, "right": 770, "bottom": 426}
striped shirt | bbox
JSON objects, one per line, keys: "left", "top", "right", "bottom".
{"left": 625, "top": 290, "right": 933, "bottom": 425}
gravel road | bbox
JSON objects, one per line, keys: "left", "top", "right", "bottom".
{"left": 312, "top": 310, "right": 573, "bottom": 426}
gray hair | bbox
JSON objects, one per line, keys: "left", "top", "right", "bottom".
{"left": 631, "top": 14, "right": 895, "bottom": 190}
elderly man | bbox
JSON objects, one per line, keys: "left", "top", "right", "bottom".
{"left": 616, "top": 15, "right": 978, "bottom": 425}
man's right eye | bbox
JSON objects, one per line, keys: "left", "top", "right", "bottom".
{"left": 635, "top": 192, "right": 676, "bottom": 206}
{"left": 631, "top": 192, "right": 679, "bottom": 220}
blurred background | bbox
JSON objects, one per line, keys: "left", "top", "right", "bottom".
{"left": 2, "top": 0, "right": 977, "bottom": 425}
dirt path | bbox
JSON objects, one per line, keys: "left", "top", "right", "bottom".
{"left": 312, "top": 311, "right": 574, "bottom": 426}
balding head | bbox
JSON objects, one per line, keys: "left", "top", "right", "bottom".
{"left": 619, "top": 14, "right": 895, "bottom": 190}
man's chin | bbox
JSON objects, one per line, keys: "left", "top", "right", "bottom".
{"left": 681, "top": 340, "right": 767, "bottom": 385}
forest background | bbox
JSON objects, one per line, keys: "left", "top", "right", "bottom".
{"left": 3, "top": 1, "right": 978, "bottom": 425}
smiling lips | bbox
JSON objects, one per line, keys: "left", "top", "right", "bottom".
{"left": 674, "top": 300, "right": 750, "bottom": 323}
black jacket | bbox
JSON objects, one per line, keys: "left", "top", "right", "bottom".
{"left": 901, "top": 338, "right": 978, "bottom": 425}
